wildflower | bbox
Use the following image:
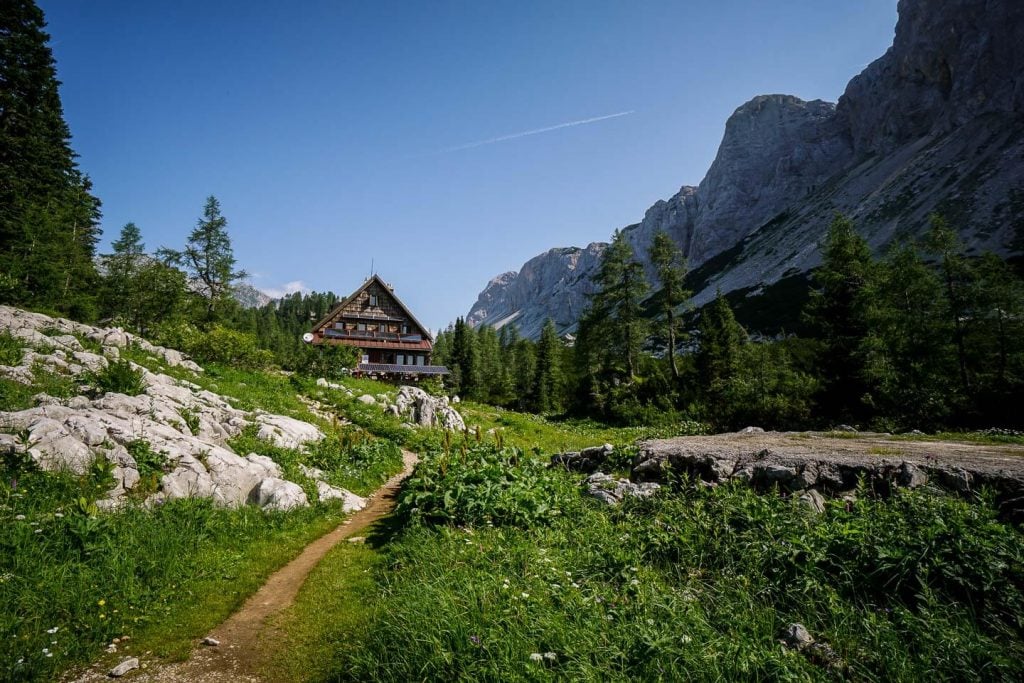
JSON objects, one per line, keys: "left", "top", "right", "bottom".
{"left": 14, "top": 514, "right": 25, "bottom": 521}
{"left": 630, "top": 578, "right": 639, "bottom": 586}
{"left": 42, "top": 648, "right": 49, "bottom": 654}
{"left": 99, "top": 614, "right": 106, "bottom": 620}
{"left": 544, "top": 652, "right": 557, "bottom": 662}
{"left": 46, "top": 627, "right": 59, "bottom": 634}
{"left": 521, "top": 592, "right": 529, "bottom": 599}
{"left": 98, "top": 599, "right": 106, "bottom": 607}
{"left": 529, "top": 653, "right": 544, "bottom": 662}
{"left": 679, "top": 635, "right": 692, "bottom": 644}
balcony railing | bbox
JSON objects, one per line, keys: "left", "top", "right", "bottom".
{"left": 324, "top": 328, "right": 423, "bottom": 342}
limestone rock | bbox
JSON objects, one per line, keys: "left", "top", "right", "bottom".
{"left": 394, "top": 386, "right": 465, "bottom": 431}
{"left": 315, "top": 481, "right": 367, "bottom": 512}
{"left": 108, "top": 657, "right": 139, "bottom": 677}
{"left": 585, "top": 472, "right": 661, "bottom": 506}
{"left": 255, "top": 414, "right": 324, "bottom": 449}
{"left": 249, "top": 478, "right": 309, "bottom": 511}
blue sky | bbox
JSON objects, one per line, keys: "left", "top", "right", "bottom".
{"left": 41, "top": 0, "right": 898, "bottom": 331}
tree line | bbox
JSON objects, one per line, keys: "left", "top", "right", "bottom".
{"left": 437, "top": 216, "right": 1024, "bottom": 432}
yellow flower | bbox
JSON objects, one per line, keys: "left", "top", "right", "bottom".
{"left": 97, "top": 599, "right": 106, "bottom": 606}
{"left": 99, "top": 614, "right": 106, "bottom": 620}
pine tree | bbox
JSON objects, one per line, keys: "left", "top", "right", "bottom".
{"left": 450, "top": 317, "right": 480, "bottom": 399}
{"left": 648, "top": 230, "right": 690, "bottom": 380}
{"left": 159, "top": 196, "right": 246, "bottom": 323}
{"left": 0, "top": 0, "right": 102, "bottom": 315}
{"left": 803, "top": 214, "right": 875, "bottom": 423}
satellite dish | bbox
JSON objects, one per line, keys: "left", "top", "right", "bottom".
{"left": 302, "top": 333, "right": 314, "bottom": 343}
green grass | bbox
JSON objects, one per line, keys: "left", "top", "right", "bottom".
{"left": 266, "top": 541, "right": 382, "bottom": 683}
{"left": 0, "top": 466, "right": 353, "bottom": 682}
{"left": 458, "top": 402, "right": 706, "bottom": 453}
{"left": 281, "top": 444, "right": 1024, "bottom": 682}
{"left": 228, "top": 424, "right": 403, "bottom": 498}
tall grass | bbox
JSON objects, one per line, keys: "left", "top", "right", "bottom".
{"left": 0, "top": 465, "right": 352, "bottom": 682}
{"left": 305, "top": 446, "right": 1024, "bottom": 682}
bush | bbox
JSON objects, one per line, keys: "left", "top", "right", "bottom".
{"left": 151, "top": 322, "right": 273, "bottom": 369}
{"left": 398, "top": 444, "right": 577, "bottom": 527}
{"left": 90, "top": 359, "right": 145, "bottom": 396}
{"left": 0, "top": 331, "right": 23, "bottom": 366}
{"left": 290, "top": 343, "right": 358, "bottom": 379}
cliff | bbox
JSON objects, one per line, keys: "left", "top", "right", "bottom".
{"left": 467, "top": 0, "right": 1024, "bottom": 338}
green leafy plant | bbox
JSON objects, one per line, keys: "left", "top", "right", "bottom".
{"left": 398, "top": 444, "right": 576, "bottom": 527}
{"left": 0, "top": 331, "right": 23, "bottom": 366}
{"left": 90, "top": 359, "right": 145, "bottom": 396}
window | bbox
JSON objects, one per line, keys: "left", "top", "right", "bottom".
{"left": 416, "top": 355, "right": 424, "bottom": 366}
{"left": 401, "top": 324, "right": 409, "bottom": 334}
{"left": 369, "top": 294, "right": 378, "bottom": 307}
{"left": 357, "top": 323, "right": 365, "bottom": 331}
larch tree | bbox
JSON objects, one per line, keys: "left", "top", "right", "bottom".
{"left": 159, "top": 196, "right": 246, "bottom": 323}
{"left": 648, "top": 230, "right": 690, "bottom": 380}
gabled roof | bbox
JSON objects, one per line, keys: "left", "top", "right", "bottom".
{"left": 311, "top": 274, "right": 433, "bottom": 341}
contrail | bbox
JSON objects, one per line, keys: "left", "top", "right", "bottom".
{"left": 439, "top": 110, "right": 635, "bottom": 153}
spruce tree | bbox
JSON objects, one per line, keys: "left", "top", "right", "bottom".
{"left": 803, "top": 214, "right": 875, "bottom": 423}
{"left": 648, "top": 230, "right": 690, "bottom": 380}
{"left": 533, "top": 318, "right": 563, "bottom": 413}
{"left": 0, "top": 0, "right": 102, "bottom": 315}
{"left": 695, "top": 292, "right": 747, "bottom": 427}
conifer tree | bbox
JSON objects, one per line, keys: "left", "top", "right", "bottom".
{"left": 0, "top": 0, "right": 102, "bottom": 315}
{"left": 695, "top": 292, "right": 747, "bottom": 426}
{"left": 159, "top": 196, "right": 246, "bottom": 323}
{"left": 648, "top": 230, "right": 690, "bottom": 380}
{"left": 533, "top": 318, "right": 563, "bottom": 413}
{"left": 803, "top": 214, "right": 875, "bottom": 422}
{"left": 589, "top": 229, "right": 649, "bottom": 378}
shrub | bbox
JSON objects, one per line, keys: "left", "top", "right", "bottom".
{"left": 0, "top": 331, "right": 23, "bottom": 366}
{"left": 397, "top": 444, "right": 577, "bottom": 527}
{"left": 90, "top": 359, "right": 145, "bottom": 396}
{"left": 185, "top": 326, "right": 274, "bottom": 369}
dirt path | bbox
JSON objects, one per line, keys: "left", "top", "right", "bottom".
{"left": 74, "top": 450, "right": 418, "bottom": 683}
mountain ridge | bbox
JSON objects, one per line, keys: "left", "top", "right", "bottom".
{"left": 467, "top": 0, "right": 1024, "bottom": 339}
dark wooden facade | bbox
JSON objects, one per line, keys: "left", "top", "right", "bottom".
{"left": 309, "top": 275, "right": 448, "bottom": 377}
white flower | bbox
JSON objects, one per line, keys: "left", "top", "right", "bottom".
{"left": 679, "top": 635, "right": 692, "bottom": 644}
{"left": 543, "top": 652, "right": 557, "bottom": 661}
{"left": 14, "top": 514, "right": 25, "bottom": 521}
{"left": 630, "top": 579, "right": 639, "bottom": 586}
{"left": 529, "top": 653, "right": 544, "bottom": 662}
{"left": 521, "top": 592, "right": 529, "bottom": 599}
{"left": 42, "top": 648, "right": 49, "bottom": 654}
{"left": 46, "top": 627, "right": 58, "bottom": 634}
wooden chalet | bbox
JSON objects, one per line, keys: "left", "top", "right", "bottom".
{"left": 309, "top": 275, "right": 449, "bottom": 379}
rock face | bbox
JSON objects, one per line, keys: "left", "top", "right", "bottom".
{"left": 0, "top": 305, "right": 353, "bottom": 512}
{"left": 467, "top": 0, "right": 1024, "bottom": 338}
{"left": 467, "top": 244, "right": 605, "bottom": 340}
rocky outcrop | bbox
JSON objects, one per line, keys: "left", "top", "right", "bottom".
{"left": 393, "top": 386, "right": 465, "bottom": 431}
{"left": 0, "top": 305, "right": 362, "bottom": 513}
{"left": 630, "top": 431, "right": 1024, "bottom": 522}
{"left": 466, "top": 244, "right": 605, "bottom": 339}
{"left": 467, "top": 0, "right": 1024, "bottom": 338}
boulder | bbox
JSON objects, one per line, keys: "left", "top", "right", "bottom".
{"left": 249, "top": 478, "right": 309, "bottom": 511}
{"left": 255, "top": 414, "right": 324, "bottom": 449}
{"left": 315, "top": 481, "right": 367, "bottom": 512}
{"left": 551, "top": 444, "right": 614, "bottom": 473}
{"left": 585, "top": 472, "right": 661, "bottom": 506}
